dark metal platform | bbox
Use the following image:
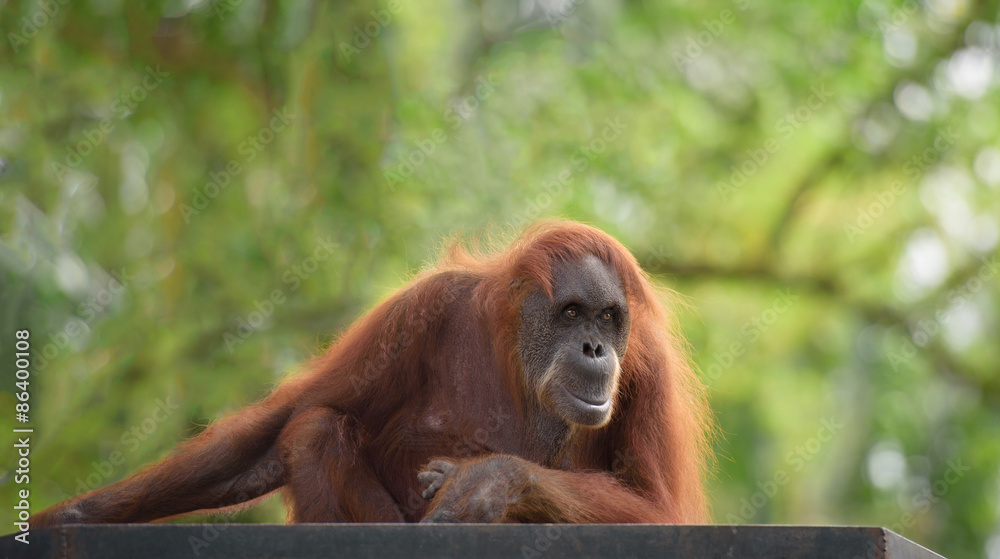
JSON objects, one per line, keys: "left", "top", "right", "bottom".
{"left": 0, "top": 524, "right": 946, "bottom": 559}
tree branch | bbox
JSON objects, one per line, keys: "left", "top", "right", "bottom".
{"left": 646, "top": 258, "right": 1000, "bottom": 403}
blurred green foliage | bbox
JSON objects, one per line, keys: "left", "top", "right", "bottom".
{"left": 1, "top": 0, "right": 999, "bottom": 557}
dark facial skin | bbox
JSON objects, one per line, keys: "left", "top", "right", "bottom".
{"left": 419, "top": 257, "right": 631, "bottom": 521}
{"left": 518, "top": 255, "right": 631, "bottom": 428}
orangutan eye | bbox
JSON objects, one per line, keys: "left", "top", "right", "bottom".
{"left": 564, "top": 307, "right": 579, "bottom": 319}
{"left": 601, "top": 312, "right": 613, "bottom": 321}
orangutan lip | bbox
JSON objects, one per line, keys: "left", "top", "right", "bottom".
{"left": 564, "top": 387, "right": 609, "bottom": 408}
